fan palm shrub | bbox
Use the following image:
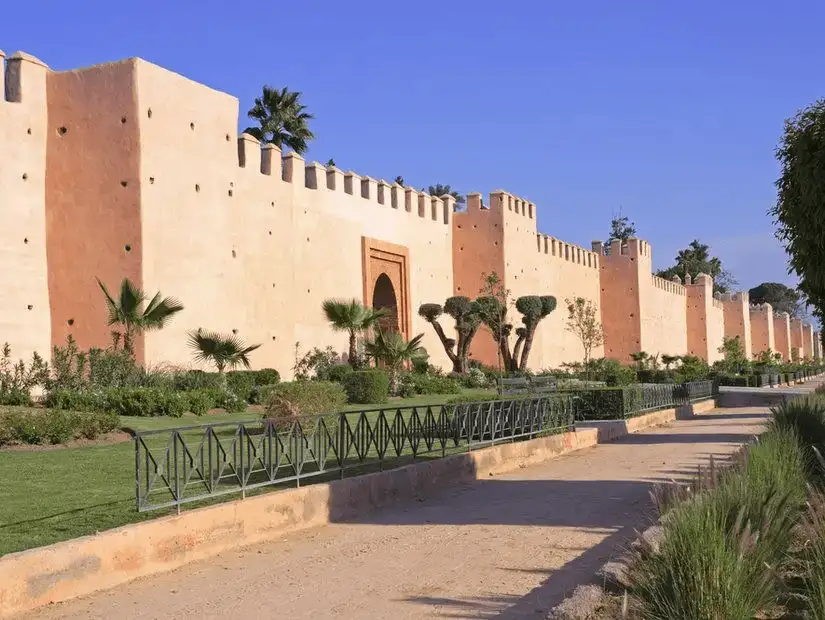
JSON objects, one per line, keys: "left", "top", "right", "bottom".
{"left": 97, "top": 277, "right": 183, "bottom": 356}
{"left": 363, "top": 330, "right": 425, "bottom": 394}
{"left": 322, "top": 299, "right": 387, "bottom": 368}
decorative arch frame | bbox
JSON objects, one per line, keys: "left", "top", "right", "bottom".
{"left": 361, "top": 237, "right": 411, "bottom": 340}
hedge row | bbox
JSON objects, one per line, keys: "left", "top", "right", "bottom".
{"left": 45, "top": 386, "right": 247, "bottom": 417}
{"left": 0, "top": 409, "right": 119, "bottom": 446}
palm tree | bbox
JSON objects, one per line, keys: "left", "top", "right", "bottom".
{"left": 322, "top": 299, "right": 387, "bottom": 367}
{"left": 244, "top": 86, "right": 315, "bottom": 154}
{"left": 364, "top": 330, "right": 426, "bottom": 393}
{"left": 97, "top": 277, "right": 184, "bottom": 355}
{"left": 187, "top": 328, "right": 261, "bottom": 374}
{"left": 426, "top": 184, "right": 465, "bottom": 207}
{"left": 661, "top": 354, "right": 681, "bottom": 371}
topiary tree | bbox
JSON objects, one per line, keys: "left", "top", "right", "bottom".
{"left": 513, "top": 296, "right": 557, "bottom": 371}
{"left": 476, "top": 294, "right": 556, "bottom": 373}
{"left": 418, "top": 296, "right": 482, "bottom": 374}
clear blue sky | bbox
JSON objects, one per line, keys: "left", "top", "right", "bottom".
{"left": 4, "top": 1, "right": 824, "bottom": 291}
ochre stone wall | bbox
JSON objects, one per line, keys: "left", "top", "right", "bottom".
{"left": 0, "top": 52, "right": 51, "bottom": 364}
{"left": 773, "top": 312, "right": 792, "bottom": 360}
{"left": 686, "top": 274, "right": 724, "bottom": 363}
{"left": 46, "top": 60, "right": 144, "bottom": 359}
{"left": 497, "top": 190, "right": 603, "bottom": 369}
{"left": 0, "top": 48, "right": 821, "bottom": 377}
{"left": 750, "top": 304, "right": 775, "bottom": 356}
{"left": 721, "top": 292, "right": 752, "bottom": 360}
{"left": 598, "top": 239, "right": 688, "bottom": 362}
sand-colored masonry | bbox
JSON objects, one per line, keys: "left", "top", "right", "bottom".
{"left": 0, "top": 48, "right": 820, "bottom": 374}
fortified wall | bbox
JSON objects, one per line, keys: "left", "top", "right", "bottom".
{"left": 0, "top": 49, "right": 821, "bottom": 378}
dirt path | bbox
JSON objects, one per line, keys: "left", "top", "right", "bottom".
{"left": 27, "top": 408, "right": 769, "bottom": 620}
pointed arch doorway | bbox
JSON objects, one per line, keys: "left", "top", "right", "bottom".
{"left": 361, "top": 237, "right": 411, "bottom": 340}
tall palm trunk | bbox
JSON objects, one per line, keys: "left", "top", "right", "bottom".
{"left": 348, "top": 330, "right": 358, "bottom": 368}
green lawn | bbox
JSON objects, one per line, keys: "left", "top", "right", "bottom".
{"left": 0, "top": 389, "right": 495, "bottom": 556}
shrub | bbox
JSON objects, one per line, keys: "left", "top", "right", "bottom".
{"left": 0, "top": 409, "right": 121, "bottom": 446}
{"left": 800, "top": 493, "right": 825, "bottom": 620}
{"left": 327, "top": 364, "right": 354, "bottom": 384}
{"left": 219, "top": 389, "right": 248, "bottom": 413}
{"left": 44, "top": 388, "right": 103, "bottom": 412}
{"left": 186, "top": 388, "right": 219, "bottom": 416}
{"left": 226, "top": 371, "right": 256, "bottom": 401}
{"left": 73, "top": 410, "right": 119, "bottom": 439}
{"left": 457, "top": 367, "right": 488, "bottom": 389}
{"left": 0, "top": 343, "right": 49, "bottom": 404}
{"left": 171, "top": 370, "right": 224, "bottom": 392}
{"left": 263, "top": 381, "right": 347, "bottom": 428}
{"left": 769, "top": 396, "right": 825, "bottom": 476}
{"left": 569, "top": 387, "right": 631, "bottom": 421}
{"left": 408, "top": 374, "right": 461, "bottom": 395}
{"left": 293, "top": 346, "right": 341, "bottom": 381}
{"left": 0, "top": 389, "right": 33, "bottom": 407}
{"left": 254, "top": 368, "right": 280, "bottom": 385}
{"left": 343, "top": 370, "right": 390, "bottom": 404}
{"left": 102, "top": 387, "right": 191, "bottom": 417}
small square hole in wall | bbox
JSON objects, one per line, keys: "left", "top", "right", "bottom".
{"left": 195, "top": 184, "right": 200, "bottom": 193}
{"left": 23, "top": 238, "right": 28, "bottom": 244}
{"left": 226, "top": 134, "right": 231, "bottom": 142}
{"left": 147, "top": 108, "right": 152, "bottom": 118}
{"left": 125, "top": 244, "right": 132, "bottom": 252}
{"left": 121, "top": 116, "right": 127, "bottom": 124}
{"left": 26, "top": 128, "right": 31, "bottom": 135}
{"left": 190, "top": 122, "right": 195, "bottom": 131}
{"left": 232, "top": 329, "right": 238, "bottom": 335}
{"left": 67, "top": 319, "right": 74, "bottom": 326}
{"left": 22, "top": 173, "right": 28, "bottom": 181}
{"left": 27, "top": 305, "right": 33, "bottom": 310}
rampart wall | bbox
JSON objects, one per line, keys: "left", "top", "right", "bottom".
{"left": 773, "top": 312, "right": 792, "bottom": 360}
{"left": 596, "top": 239, "right": 688, "bottom": 362}
{"left": 750, "top": 304, "right": 775, "bottom": 356}
{"left": 686, "top": 274, "right": 724, "bottom": 363}
{"left": 0, "top": 52, "right": 51, "bottom": 364}
{"left": 0, "top": 48, "right": 820, "bottom": 378}
{"left": 721, "top": 292, "right": 753, "bottom": 360}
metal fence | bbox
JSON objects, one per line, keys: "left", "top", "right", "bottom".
{"left": 134, "top": 394, "right": 576, "bottom": 512}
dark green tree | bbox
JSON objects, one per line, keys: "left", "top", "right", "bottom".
{"left": 656, "top": 240, "right": 737, "bottom": 294}
{"left": 426, "top": 184, "right": 466, "bottom": 209}
{"left": 418, "top": 297, "right": 482, "bottom": 374}
{"left": 748, "top": 282, "right": 805, "bottom": 318}
{"left": 394, "top": 175, "right": 405, "bottom": 186}
{"left": 325, "top": 158, "right": 336, "bottom": 168}
{"left": 772, "top": 98, "right": 825, "bottom": 324}
{"left": 244, "top": 86, "right": 315, "bottom": 154}
{"left": 476, "top": 292, "right": 556, "bottom": 373}
{"left": 605, "top": 212, "right": 637, "bottom": 246}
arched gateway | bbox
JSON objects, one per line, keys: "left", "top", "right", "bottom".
{"left": 361, "top": 237, "right": 411, "bottom": 339}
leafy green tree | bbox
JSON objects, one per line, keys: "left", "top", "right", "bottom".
{"left": 565, "top": 297, "right": 604, "bottom": 375}
{"left": 418, "top": 297, "right": 482, "bottom": 374}
{"left": 244, "top": 86, "right": 315, "bottom": 154}
{"left": 748, "top": 282, "right": 805, "bottom": 318}
{"left": 773, "top": 99, "right": 825, "bottom": 325}
{"left": 717, "top": 336, "right": 748, "bottom": 374}
{"left": 325, "top": 158, "right": 336, "bottom": 168}
{"left": 363, "top": 330, "right": 426, "bottom": 393}
{"left": 322, "top": 299, "right": 387, "bottom": 368}
{"left": 187, "top": 329, "right": 261, "bottom": 373}
{"left": 97, "top": 277, "right": 184, "bottom": 355}
{"left": 426, "top": 184, "right": 466, "bottom": 208}
{"left": 605, "top": 212, "right": 637, "bottom": 246}
{"left": 656, "top": 240, "right": 737, "bottom": 294}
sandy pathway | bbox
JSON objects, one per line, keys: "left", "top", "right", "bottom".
{"left": 26, "top": 408, "right": 769, "bottom": 619}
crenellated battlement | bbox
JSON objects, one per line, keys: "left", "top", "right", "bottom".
{"left": 1, "top": 50, "right": 48, "bottom": 104}
{"left": 535, "top": 234, "right": 599, "bottom": 270}
{"left": 234, "top": 132, "right": 451, "bottom": 225}
{"left": 750, "top": 303, "right": 774, "bottom": 314}
{"left": 651, "top": 273, "right": 686, "bottom": 296}
{"left": 490, "top": 189, "right": 535, "bottom": 220}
